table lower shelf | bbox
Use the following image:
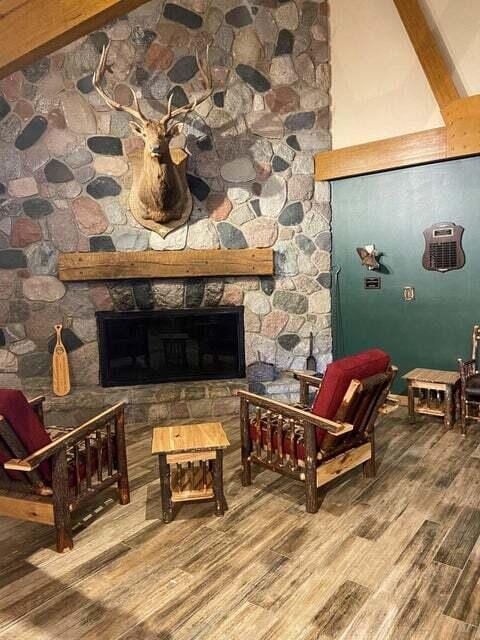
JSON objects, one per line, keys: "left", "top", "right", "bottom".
{"left": 171, "top": 490, "right": 214, "bottom": 503}
{"left": 414, "top": 401, "right": 445, "bottom": 417}
{"left": 170, "top": 467, "right": 213, "bottom": 503}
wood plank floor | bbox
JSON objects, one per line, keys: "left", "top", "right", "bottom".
{"left": 0, "top": 408, "right": 479, "bottom": 639}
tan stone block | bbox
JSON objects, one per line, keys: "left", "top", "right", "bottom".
{"left": 23, "top": 276, "right": 66, "bottom": 302}
{"left": 8, "top": 177, "right": 38, "bottom": 197}
{"left": 262, "top": 310, "right": 289, "bottom": 338}
{"left": 72, "top": 196, "right": 108, "bottom": 236}
{"left": 0, "top": 349, "right": 17, "bottom": 372}
{"left": 221, "top": 284, "right": 244, "bottom": 306}
{"left": 187, "top": 399, "right": 214, "bottom": 418}
{"left": 308, "top": 289, "right": 331, "bottom": 314}
{"left": 212, "top": 397, "right": 238, "bottom": 416}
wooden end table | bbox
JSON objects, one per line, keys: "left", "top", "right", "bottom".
{"left": 151, "top": 422, "right": 230, "bottom": 523}
{"left": 402, "top": 368, "right": 460, "bottom": 429}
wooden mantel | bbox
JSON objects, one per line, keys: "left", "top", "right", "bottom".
{"left": 58, "top": 248, "right": 274, "bottom": 282}
{"left": 0, "top": 0, "right": 151, "bottom": 79}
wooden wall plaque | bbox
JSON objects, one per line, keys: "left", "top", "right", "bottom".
{"left": 58, "top": 248, "right": 274, "bottom": 282}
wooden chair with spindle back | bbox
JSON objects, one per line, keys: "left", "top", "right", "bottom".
{"left": 237, "top": 350, "right": 396, "bottom": 513}
{"left": 458, "top": 324, "right": 480, "bottom": 434}
{"left": 0, "top": 392, "right": 129, "bottom": 552}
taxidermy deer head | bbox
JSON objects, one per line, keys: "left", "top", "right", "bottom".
{"left": 93, "top": 43, "right": 213, "bottom": 228}
{"left": 356, "top": 245, "right": 380, "bottom": 270}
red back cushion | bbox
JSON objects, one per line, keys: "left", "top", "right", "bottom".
{"left": 0, "top": 389, "right": 51, "bottom": 482}
{"left": 311, "top": 349, "right": 390, "bottom": 420}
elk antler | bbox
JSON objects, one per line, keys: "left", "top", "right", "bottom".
{"left": 161, "top": 46, "right": 213, "bottom": 132}
{"left": 93, "top": 43, "right": 147, "bottom": 124}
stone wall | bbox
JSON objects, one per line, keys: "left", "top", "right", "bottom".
{"left": 0, "top": 0, "right": 332, "bottom": 402}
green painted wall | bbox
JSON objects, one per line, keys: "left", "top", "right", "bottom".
{"left": 331, "top": 156, "right": 480, "bottom": 393}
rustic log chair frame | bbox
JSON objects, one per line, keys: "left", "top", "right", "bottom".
{"left": 458, "top": 323, "right": 480, "bottom": 435}
{"left": 237, "top": 366, "right": 397, "bottom": 513}
{"left": 0, "top": 397, "right": 129, "bottom": 552}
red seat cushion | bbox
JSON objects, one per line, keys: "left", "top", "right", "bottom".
{"left": 0, "top": 389, "right": 52, "bottom": 482}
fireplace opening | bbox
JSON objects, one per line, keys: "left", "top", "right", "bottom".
{"left": 96, "top": 307, "right": 245, "bottom": 387}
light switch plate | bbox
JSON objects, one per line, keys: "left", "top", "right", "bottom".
{"left": 365, "top": 277, "right": 381, "bottom": 289}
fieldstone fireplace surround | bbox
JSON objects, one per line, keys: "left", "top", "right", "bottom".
{"left": 0, "top": 0, "right": 332, "bottom": 426}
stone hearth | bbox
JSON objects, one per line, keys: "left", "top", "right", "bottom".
{"left": 0, "top": 0, "right": 331, "bottom": 424}
{"left": 28, "top": 374, "right": 301, "bottom": 427}
{"left": 36, "top": 378, "right": 248, "bottom": 427}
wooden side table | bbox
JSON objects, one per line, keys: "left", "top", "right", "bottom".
{"left": 402, "top": 368, "right": 460, "bottom": 429}
{"left": 151, "top": 422, "right": 230, "bottom": 523}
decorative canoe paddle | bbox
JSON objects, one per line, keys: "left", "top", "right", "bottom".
{"left": 52, "top": 324, "right": 71, "bottom": 397}
{"left": 306, "top": 332, "right": 317, "bottom": 371}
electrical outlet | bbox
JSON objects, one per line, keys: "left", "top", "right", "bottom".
{"left": 403, "top": 286, "right": 415, "bottom": 302}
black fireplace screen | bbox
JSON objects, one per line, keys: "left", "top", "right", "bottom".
{"left": 96, "top": 307, "right": 245, "bottom": 387}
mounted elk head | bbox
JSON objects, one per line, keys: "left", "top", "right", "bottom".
{"left": 93, "top": 43, "right": 213, "bottom": 234}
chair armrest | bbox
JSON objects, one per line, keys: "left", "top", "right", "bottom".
{"left": 458, "top": 357, "right": 476, "bottom": 370}
{"left": 235, "top": 389, "right": 352, "bottom": 436}
{"left": 28, "top": 395, "right": 45, "bottom": 422}
{"left": 292, "top": 371, "right": 324, "bottom": 388}
{"left": 4, "top": 402, "right": 126, "bottom": 473}
{"left": 28, "top": 395, "right": 45, "bottom": 409}
{"left": 458, "top": 358, "right": 476, "bottom": 384}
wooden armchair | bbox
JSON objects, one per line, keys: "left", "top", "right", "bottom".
{"left": 0, "top": 393, "right": 129, "bottom": 552}
{"left": 458, "top": 324, "right": 480, "bottom": 435}
{"left": 237, "top": 350, "right": 396, "bottom": 513}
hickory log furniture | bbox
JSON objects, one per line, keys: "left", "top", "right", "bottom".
{"left": 237, "top": 349, "right": 396, "bottom": 513}
{"left": 0, "top": 391, "right": 129, "bottom": 552}
{"left": 457, "top": 324, "right": 480, "bottom": 435}
{"left": 403, "top": 368, "right": 460, "bottom": 430}
{"left": 151, "top": 422, "right": 229, "bottom": 523}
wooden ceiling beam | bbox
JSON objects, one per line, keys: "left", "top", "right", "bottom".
{"left": 0, "top": 0, "right": 151, "bottom": 79}
{"left": 443, "top": 95, "right": 480, "bottom": 157}
{"left": 314, "top": 0, "right": 480, "bottom": 181}
{"left": 392, "top": 0, "right": 460, "bottom": 113}
{"left": 315, "top": 128, "right": 448, "bottom": 181}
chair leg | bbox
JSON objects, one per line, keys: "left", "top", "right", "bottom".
{"left": 114, "top": 408, "right": 130, "bottom": 505}
{"left": 118, "top": 475, "right": 130, "bottom": 505}
{"left": 52, "top": 448, "right": 73, "bottom": 553}
{"left": 304, "top": 425, "right": 318, "bottom": 513}
{"left": 460, "top": 400, "right": 467, "bottom": 436}
{"left": 363, "top": 437, "right": 376, "bottom": 478}
{"left": 305, "top": 472, "right": 318, "bottom": 514}
{"left": 241, "top": 453, "right": 252, "bottom": 486}
{"left": 213, "top": 450, "right": 226, "bottom": 517}
{"left": 158, "top": 454, "right": 174, "bottom": 523}
{"left": 240, "top": 398, "right": 252, "bottom": 486}
{"left": 55, "top": 521, "right": 74, "bottom": 553}
{"left": 363, "top": 460, "right": 376, "bottom": 478}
